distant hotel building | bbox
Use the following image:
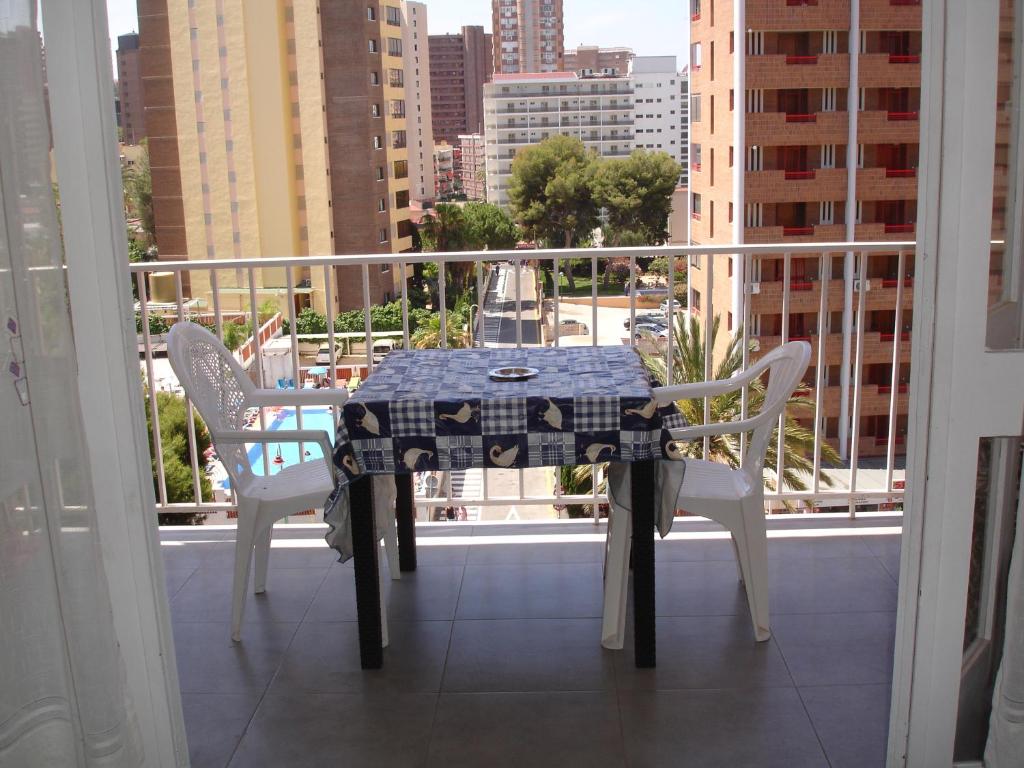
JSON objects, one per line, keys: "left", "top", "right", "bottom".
{"left": 629, "top": 56, "right": 686, "bottom": 182}
{"left": 491, "top": 0, "right": 564, "bottom": 74}
{"left": 433, "top": 143, "right": 456, "bottom": 199}
{"left": 116, "top": 33, "right": 145, "bottom": 145}
{"left": 139, "top": 1, "right": 424, "bottom": 311}
{"left": 428, "top": 26, "right": 492, "bottom": 145}
{"left": 458, "top": 133, "right": 486, "bottom": 201}
{"left": 563, "top": 45, "right": 633, "bottom": 75}
{"left": 483, "top": 71, "right": 634, "bottom": 207}
{"left": 402, "top": 2, "right": 435, "bottom": 204}
{"left": 688, "top": 0, "right": 922, "bottom": 457}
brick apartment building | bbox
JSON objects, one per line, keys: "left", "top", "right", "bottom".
{"left": 688, "top": 0, "right": 922, "bottom": 458}
{"left": 138, "top": 1, "right": 419, "bottom": 312}
{"left": 116, "top": 33, "right": 145, "bottom": 145}
{"left": 492, "top": 0, "right": 564, "bottom": 74}
{"left": 428, "top": 26, "right": 492, "bottom": 146}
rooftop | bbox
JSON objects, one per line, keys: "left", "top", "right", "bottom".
{"left": 165, "top": 515, "right": 900, "bottom": 767}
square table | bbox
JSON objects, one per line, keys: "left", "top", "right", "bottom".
{"left": 328, "top": 346, "right": 677, "bottom": 669}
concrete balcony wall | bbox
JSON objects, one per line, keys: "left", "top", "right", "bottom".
{"left": 857, "top": 110, "right": 922, "bottom": 144}
{"left": 746, "top": 168, "right": 848, "bottom": 204}
{"left": 746, "top": 111, "right": 848, "bottom": 147}
{"left": 745, "top": 1, "right": 852, "bottom": 31}
{"left": 860, "top": 0, "right": 922, "bottom": 31}
{"left": 744, "top": 224, "right": 847, "bottom": 244}
{"left": 856, "top": 167, "right": 919, "bottom": 201}
{"left": 747, "top": 53, "right": 851, "bottom": 90}
{"left": 858, "top": 53, "right": 921, "bottom": 89}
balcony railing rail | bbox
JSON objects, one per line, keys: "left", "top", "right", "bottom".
{"left": 132, "top": 240, "right": 915, "bottom": 523}
{"left": 889, "top": 54, "right": 921, "bottom": 64}
{"left": 784, "top": 169, "right": 817, "bottom": 180}
{"left": 887, "top": 110, "right": 920, "bottom": 121}
{"left": 786, "top": 112, "right": 817, "bottom": 123}
{"left": 786, "top": 55, "right": 819, "bottom": 65}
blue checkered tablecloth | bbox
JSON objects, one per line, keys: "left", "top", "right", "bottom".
{"left": 323, "top": 346, "right": 681, "bottom": 558}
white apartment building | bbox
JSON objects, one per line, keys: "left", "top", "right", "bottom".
{"left": 401, "top": 1, "right": 435, "bottom": 204}
{"left": 483, "top": 71, "right": 634, "bottom": 207}
{"left": 680, "top": 69, "right": 689, "bottom": 187}
{"left": 629, "top": 56, "right": 686, "bottom": 183}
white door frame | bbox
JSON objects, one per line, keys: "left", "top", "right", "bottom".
{"left": 888, "top": 0, "right": 1024, "bottom": 765}
{"left": 42, "top": 0, "right": 188, "bottom": 765}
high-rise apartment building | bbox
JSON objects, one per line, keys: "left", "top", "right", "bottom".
{"left": 483, "top": 72, "right": 634, "bottom": 207}
{"left": 563, "top": 45, "right": 633, "bottom": 75}
{"left": 492, "top": 0, "right": 564, "bottom": 74}
{"left": 116, "top": 33, "right": 145, "bottom": 145}
{"left": 630, "top": 56, "right": 686, "bottom": 176}
{"left": 428, "top": 26, "right": 493, "bottom": 145}
{"left": 680, "top": 68, "right": 689, "bottom": 187}
{"left": 433, "top": 143, "right": 456, "bottom": 199}
{"left": 402, "top": 2, "right": 435, "bottom": 204}
{"left": 139, "top": 1, "right": 419, "bottom": 312}
{"left": 458, "top": 134, "right": 487, "bottom": 201}
{"left": 688, "top": 0, "right": 922, "bottom": 457}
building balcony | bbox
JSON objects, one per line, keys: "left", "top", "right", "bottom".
{"left": 860, "top": 0, "right": 923, "bottom": 29}
{"left": 857, "top": 110, "right": 922, "bottom": 144}
{"left": 858, "top": 53, "right": 921, "bottom": 88}
{"left": 746, "top": 0, "right": 852, "bottom": 30}
{"left": 164, "top": 515, "right": 901, "bottom": 767}
{"left": 746, "top": 53, "right": 851, "bottom": 89}
{"left": 746, "top": 168, "right": 848, "bottom": 204}
{"left": 746, "top": 110, "right": 848, "bottom": 146}
{"left": 856, "top": 167, "right": 919, "bottom": 201}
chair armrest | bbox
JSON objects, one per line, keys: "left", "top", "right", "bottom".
{"left": 212, "top": 429, "right": 336, "bottom": 474}
{"left": 653, "top": 351, "right": 777, "bottom": 405}
{"left": 246, "top": 388, "right": 349, "bottom": 408}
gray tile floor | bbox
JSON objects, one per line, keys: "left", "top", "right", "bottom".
{"left": 162, "top": 515, "right": 901, "bottom": 768}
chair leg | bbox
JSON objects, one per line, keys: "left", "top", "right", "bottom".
{"left": 378, "top": 539, "right": 390, "bottom": 649}
{"left": 374, "top": 476, "right": 402, "bottom": 581}
{"left": 730, "top": 534, "right": 745, "bottom": 585}
{"left": 736, "top": 499, "right": 771, "bottom": 642}
{"left": 253, "top": 522, "right": 273, "bottom": 594}
{"left": 601, "top": 506, "right": 632, "bottom": 650}
{"left": 231, "top": 502, "right": 258, "bottom": 642}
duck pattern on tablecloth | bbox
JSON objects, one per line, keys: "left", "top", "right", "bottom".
{"left": 331, "top": 346, "right": 682, "bottom": 480}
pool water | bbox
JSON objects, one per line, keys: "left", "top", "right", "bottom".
{"left": 245, "top": 407, "right": 339, "bottom": 476}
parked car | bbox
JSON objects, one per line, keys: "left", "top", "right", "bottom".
{"left": 558, "top": 319, "right": 589, "bottom": 336}
{"left": 315, "top": 343, "right": 339, "bottom": 365}
{"left": 624, "top": 313, "right": 667, "bottom": 329}
{"left": 633, "top": 323, "right": 669, "bottom": 340}
{"left": 660, "top": 300, "right": 685, "bottom": 315}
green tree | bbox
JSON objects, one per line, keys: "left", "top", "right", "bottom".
{"left": 644, "top": 314, "right": 840, "bottom": 497}
{"left": 556, "top": 464, "right": 607, "bottom": 519}
{"left": 145, "top": 390, "right": 211, "bottom": 524}
{"left": 420, "top": 203, "right": 466, "bottom": 252}
{"left": 508, "top": 136, "right": 600, "bottom": 273}
{"left": 592, "top": 150, "right": 681, "bottom": 246}
{"left": 124, "top": 141, "right": 154, "bottom": 243}
{"left": 410, "top": 311, "right": 469, "bottom": 349}
{"left": 461, "top": 202, "right": 521, "bottom": 251}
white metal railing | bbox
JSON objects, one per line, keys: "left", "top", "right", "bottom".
{"left": 131, "top": 240, "right": 915, "bottom": 521}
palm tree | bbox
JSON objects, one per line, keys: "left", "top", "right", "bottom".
{"left": 410, "top": 312, "right": 469, "bottom": 349}
{"left": 555, "top": 464, "right": 607, "bottom": 518}
{"left": 419, "top": 203, "right": 474, "bottom": 295}
{"left": 644, "top": 313, "right": 841, "bottom": 495}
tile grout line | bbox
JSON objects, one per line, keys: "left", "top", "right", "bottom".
{"left": 222, "top": 554, "right": 332, "bottom": 768}
{"left": 422, "top": 560, "right": 467, "bottom": 762}
{"left": 770, "top": 630, "right": 834, "bottom": 767}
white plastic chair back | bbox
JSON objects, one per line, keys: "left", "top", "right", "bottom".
{"left": 740, "top": 341, "right": 812, "bottom": 483}
{"left": 167, "top": 322, "right": 258, "bottom": 492}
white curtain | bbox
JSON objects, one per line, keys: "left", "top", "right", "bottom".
{"left": 0, "top": 1, "right": 142, "bottom": 765}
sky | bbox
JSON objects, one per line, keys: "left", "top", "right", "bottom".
{"left": 103, "top": 0, "right": 689, "bottom": 77}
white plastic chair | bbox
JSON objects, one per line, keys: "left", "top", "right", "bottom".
{"left": 167, "top": 322, "right": 400, "bottom": 643}
{"left": 602, "top": 341, "right": 811, "bottom": 648}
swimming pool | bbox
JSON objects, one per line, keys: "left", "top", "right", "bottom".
{"left": 245, "top": 407, "right": 339, "bottom": 476}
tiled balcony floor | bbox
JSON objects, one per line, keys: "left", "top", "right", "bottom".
{"left": 161, "top": 514, "right": 901, "bottom": 768}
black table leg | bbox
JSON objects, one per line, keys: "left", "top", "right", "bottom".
{"left": 630, "top": 459, "right": 656, "bottom": 668}
{"left": 350, "top": 475, "right": 383, "bottom": 669}
{"left": 395, "top": 474, "right": 417, "bottom": 572}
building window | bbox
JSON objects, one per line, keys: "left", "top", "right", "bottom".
{"left": 692, "top": 193, "right": 702, "bottom": 220}
{"left": 729, "top": 146, "right": 734, "bottom": 166}
{"left": 378, "top": 198, "right": 386, "bottom": 212}
{"left": 367, "top": 6, "right": 375, "bottom": 20}
{"left": 368, "top": 39, "right": 378, "bottom": 53}
{"left": 691, "top": 42, "right": 702, "bottom": 70}
{"left": 387, "top": 38, "right": 402, "bottom": 56}
{"left": 691, "top": 93, "right": 701, "bottom": 121}
{"left": 371, "top": 103, "right": 381, "bottom": 117}
{"left": 379, "top": 228, "right": 388, "bottom": 243}
{"left": 386, "top": 6, "right": 401, "bottom": 25}
{"left": 377, "top": 167, "right": 385, "bottom": 181}
{"left": 370, "top": 71, "right": 380, "bottom": 85}
{"left": 728, "top": 202, "right": 733, "bottom": 223}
